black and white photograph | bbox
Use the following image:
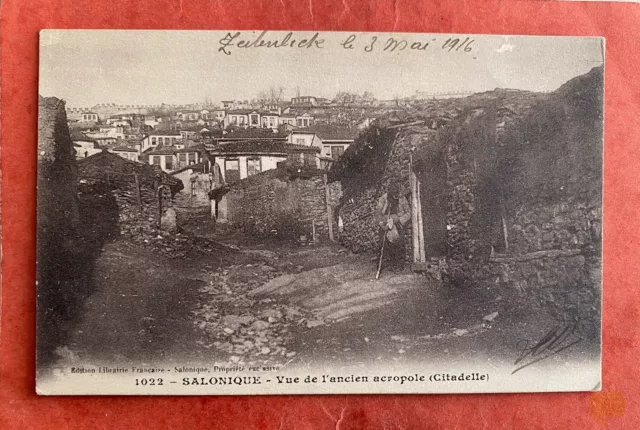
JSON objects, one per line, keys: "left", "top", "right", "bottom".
{"left": 37, "top": 30, "right": 603, "bottom": 395}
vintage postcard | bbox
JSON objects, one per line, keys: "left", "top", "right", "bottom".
{"left": 36, "top": 30, "right": 603, "bottom": 395}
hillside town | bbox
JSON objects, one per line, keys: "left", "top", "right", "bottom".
{"left": 66, "top": 90, "right": 472, "bottom": 213}
{"left": 38, "top": 67, "right": 602, "bottom": 391}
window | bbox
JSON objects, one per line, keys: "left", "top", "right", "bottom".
{"left": 250, "top": 114, "right": 259, "bottom": 125}
{"left": 188, "top": 153, "right": 197, "bottom": 164}
{"left": 331, "top": 146, "right": 345, "bottom": 160}
{"left": 225, "top": 159, "right": 240, "bottom": 183}
{"left": 179, "top": 153, "right": 187, "bottom": 166}
{"left": 152, "top": 156, "right": 161, "bottom": 165}
{"left": 247, "top": 158, "right": 261, "bottom": 177}
{"left": 295, "top": 138, "right": 306, "bottom": 145}
{"left": 151, "top": 137, "right": 157, "bottom": 145}
{"left": 165, "top": 156, "right": 173, "bottom": 170}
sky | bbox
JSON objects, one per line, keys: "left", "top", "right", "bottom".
{"left": 39, "top": 30, "right": 604, "bottom": 108}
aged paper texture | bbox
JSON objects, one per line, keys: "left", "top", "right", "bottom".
{"left": 36, "top": 30, "right": 603, "bottom": 395}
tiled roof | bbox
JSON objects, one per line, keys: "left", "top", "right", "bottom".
{"left": 290, "top": 125, "right": 358, "bottom": 141}
{"left": 145, "top": 130, "right": 182, "bottom": 136}
{"left": 146, "top": 146, "right": 177, "bottom": 155}
{"left": 77, "top": 150, "right": 182, "bottom": 190}
{"left": 111, "top": 146, "right": 138, "bottom": 152}
{"left": 70, "top": 130, "right": 96, "bottom": 142}
{"left": 208, "top": 140, "right": 319, "bottom": 155}
{"left": 175, "top": 143, "right": 205, "bottom": 153}
{"left": 226, "top": 109, "right": 265, "bottom": 115}
{"left": 170, "top": 161, "right": 207, "bottom": 175}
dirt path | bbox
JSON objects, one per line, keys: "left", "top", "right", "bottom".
{"left": 47, "top": 231, "right": 598, "bottom": 377}
{"left": 56, "top": 239, "right": 226, "bottom": 366}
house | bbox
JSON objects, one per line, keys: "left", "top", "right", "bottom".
{"left": 221, "top": 100, "right": 235, "bottom": 109}
{"left": 260, "top": 112, "right": 280, "bottom": 131}
{"left": 296, "top": 113, "right": 314, "bottom": 128}
{"left": 85, "top": 125, "right": 126, "bottom": 144}
{"left": 109, "top": 145, "right": 140, "bottom": 162}
{"left": 291, "top": 96, "right": 318, "bottom": 107}
{"left": 175, "top": 144, "right": 205, "bottom": 170}
{"left": 180, "top": 130, "right": 198, "bottom": 141}
{"left": 71, "top": 130, "right": 101, "bottom": 159}
{"left": 207, "top": 140, "right": 320, "bottom": 185}
{"left": 177, "top": 110, "right": 201, "bottom": 121}
{"left": 146, "top": 147, "right": 177, "bottom": 172}
{"left": 287, "top": 129, "right": 323, "bottom": 150}
{"left": 286, "top": 126, "right": 357, "bottom": 161}
{"left": 171, "top": 161, "right": 214, "bottom": 206}
{"left": 146, "top": 143, "right": 205, "bottom": 173}
{"left": 279, "top": 114, "right": 297, "bottom": 128}
{"left": 223, "top": 109, "right": 264, "bottom": 129}
{"left": 211, "top": 109, "right": 226, "bottom": 123}
{"left": 80, "top": 111, "right": 99, "bottom": 122}
{"left": 141, "top": 130, "right": 182, "bottom": 152}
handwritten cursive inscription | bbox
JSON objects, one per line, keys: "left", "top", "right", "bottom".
{"left": 512, "top": 323, "right": 582, "bottom": 375}
{"left": 218, "top": 31, "right": 325, "bottom": 55}
{"left": 217, "top": 31, "right": 476, "bottom": 56}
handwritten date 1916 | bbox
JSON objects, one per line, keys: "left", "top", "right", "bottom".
{"left": 513, "top": 323, "right": 583, "bottom": 375}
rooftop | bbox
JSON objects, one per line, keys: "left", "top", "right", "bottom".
{"left": 290, "top": 125, "right": 358, "bottom": 141}
{"left": 145, "top": 130, "right": 182, "bottom": 136}
{"left": 209, "top": 140, "right": 319, "bottom": 155}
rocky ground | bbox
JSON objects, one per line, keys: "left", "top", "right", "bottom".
{"left": 46, "top": 215, "right": 598, "bottom": 376}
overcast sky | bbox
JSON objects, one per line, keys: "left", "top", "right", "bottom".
{"left": 39, "top": 30, "right": 603, "bottom": 108}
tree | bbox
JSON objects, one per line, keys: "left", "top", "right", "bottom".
{"left": 257, "top": 86, "right": 286, "bottom": 103}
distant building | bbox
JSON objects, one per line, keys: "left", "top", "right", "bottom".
{"left": 211, "top": 109, "right": 226, "bottom": 123}
{"left": 261, "top": 113, "right": 280, "bottom": 131}
{"left": 80, "top": 112, "right": 99, "bottom": 122}
{"left": 291, "top": 96, "right": 318, "bottom": 107}
{"left": 141, "top": 130, "right": 182, "bottom": 152}
{"left": 71, "top": 131, "right": 101, "bottom": 159}
{"left": 109, "top": 145, "right": 140, "bottom": 162}
{"left": 286, "top": 126, "right": 357, "bottom": 164}
{"left": 207, "top": 140, "right": 320, "bottom": 184}
{"left": 171, "top": 161, "right": 214, "bottom": 206}
{"left": 295, "top": 113, "right": 314, "bottom": 128}
{"left": 223, "top": 109, "right": 268, "bottom": 129}
{"left": 146, "top": 143, "right": 205, "bottom": 173}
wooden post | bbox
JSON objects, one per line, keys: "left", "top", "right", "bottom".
{"left": 324, "top": 174, "right": 335, "bottom": 242}
{"left": 134, "top": 173, "right": 142, "bottom": 212}
{"left": 157, "top": 185, "right": 163, "bottom": 228}
{"left": 416, "top": 176, "right": 426, "bottom": 263}
{"left": 409, "top": 154, "right": 420, "bottom": 263}
{"left": 312, "top": 219, "right": 317, "bottom": 243}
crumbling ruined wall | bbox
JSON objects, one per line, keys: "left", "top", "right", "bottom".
{"left": 77, "top": 153, "right": 180, "bottom": 237}
{"left": 37, "top": 97, "right": 118, "bottom": 365}
{"left": 224, "top": 168, "right": 335, "bottom": 241}
{"left": 77, "top": 177, "right": 173, "bottom": 238}
{"left": 425, "top": 67, "right": 602, "bottom": 327}
{"left": 484, "top": 67, "right": 603, "bottom": 327}
{"left": 334, "top": 91, "right": 540, "bottom": 258}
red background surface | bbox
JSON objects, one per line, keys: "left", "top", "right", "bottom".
{"left": 1, "top": 0, "right": 639, "bottom": 428}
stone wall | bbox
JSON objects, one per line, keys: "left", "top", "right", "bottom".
{"left": 77, "top": 151, "right": 181, "bottom": 236}
{"left": 222, "top": 168, "right": 335, "bottom": 242}
{"left": 457, "top": 67, "right": 602, "bottom": 327}
{"left": 37, "top": 97, "right": 118, "bottom": 365}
